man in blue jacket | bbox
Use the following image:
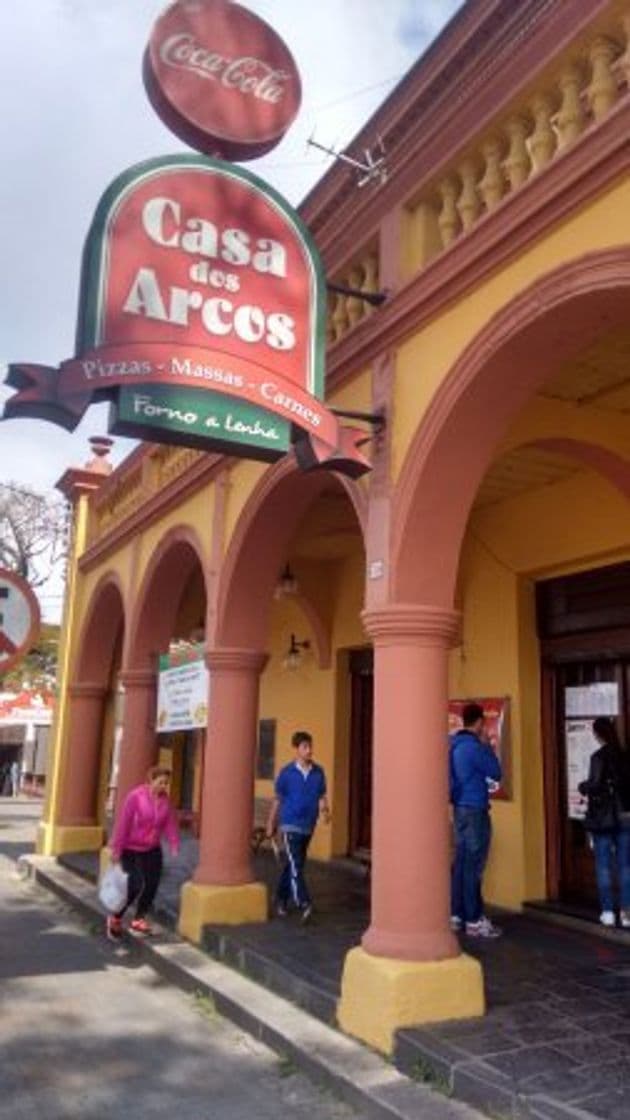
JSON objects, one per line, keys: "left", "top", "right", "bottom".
{"left": 450, "top": 702, "right": 502, "bottom": 938}
{"left": 266, "top": 730, "right": 330, "bottom": 921}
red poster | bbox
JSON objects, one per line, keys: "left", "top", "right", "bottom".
{"left": 448, "top": 696, "right": 510, "bottom": 800}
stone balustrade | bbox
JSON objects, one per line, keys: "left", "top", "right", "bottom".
{"left": 327, "top": 8, "right": 630, "bottom": 345}
{"left": 407, "top": 15, "right": 628, "bottom": 271}
{"left": 326, "top": 248, "right": 380, "bottom": 345}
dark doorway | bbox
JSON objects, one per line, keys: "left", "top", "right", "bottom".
{"left": 538, "top": 561, "right": 630, "bottom": 907}
{"left": 348, "top": 647, "right": 373, "bottom": 857}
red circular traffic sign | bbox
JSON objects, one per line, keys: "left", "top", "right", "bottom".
{"left": 144, "top": 0, "right": 302, "bottom": 161}
{"left": 0, "top": 569, "right": 41, "bottom": 677}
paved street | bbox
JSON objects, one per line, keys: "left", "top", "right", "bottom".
{"left": 0, "top": 800, "right": 358, "bottom": 1120}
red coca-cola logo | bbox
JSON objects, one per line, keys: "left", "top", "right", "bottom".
{"left": 144, "top": 0, "right": 302, "bottom": 161}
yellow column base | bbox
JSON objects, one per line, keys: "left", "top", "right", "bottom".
{"left": 177, "top": 880, "right": 268, "bottom": 943}
{"left": 337, "top": 946, "right": 485, "bottom": 1054}
{"left": 36, "top": 821, "right": 104, "bottom": 856}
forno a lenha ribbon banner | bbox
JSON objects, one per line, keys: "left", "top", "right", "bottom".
{"left": 3, "top": 343, "right": 371, "bottom": 477}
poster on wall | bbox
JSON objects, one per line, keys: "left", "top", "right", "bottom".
{"left": 448, "top": 696, "right": 511, "bottom": 800}
{"left": 565, "top": 718, "right": 598, "bottom": 820}
{"left": 156, "top": 645, "right": 209, "bottom": 732}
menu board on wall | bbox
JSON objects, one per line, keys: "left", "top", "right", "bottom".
{"left": 448, "top": 696, "right": 511, "bottom": 799}
{"left": 156, "top": 647, "right": 209, "bottom": 733}
{"left": 565, "top": 718, "right": 598, "bottom": 820}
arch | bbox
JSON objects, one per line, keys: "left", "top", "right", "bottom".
{"left": 126, "top": 523, "right": 207, "bottom": 669}
{"left": 214, "top": 455, "right": 367, "bottom": 650}
{"left": 75, "top": 571, "right": 125, "bottom": 686}
{"left": 392, "top": 248, "right": 630, "bottom": 606}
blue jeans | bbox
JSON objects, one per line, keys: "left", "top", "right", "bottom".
{"left": 451, "top": 807, "right": 492, "bottom": 924}
{"left": 592, "top": 829, "right": 630, "bottom": 912}
{"left": 276, "top": 829, "right": 312, "bottom": 909}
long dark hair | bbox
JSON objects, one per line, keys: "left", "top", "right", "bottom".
{"left": 592, "top": 717, "right": 622, "bottom": 751}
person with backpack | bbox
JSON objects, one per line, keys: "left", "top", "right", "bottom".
{"left": 578, "top": 716, "right": 630, "bottom": 928}
{"left": 450, "top": 702, "right": 503, "bottom": 938}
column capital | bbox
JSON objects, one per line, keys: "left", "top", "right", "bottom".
{"left": 362, "top": 603, "right": 461, "bottom": 647}
{"left": 68, "top": 681, "right": 108, "bottom": 700}
{"left": 118, "top": 668, "right": 156, "bottom": 689}
{"left": 204, "top": 648, "right": 268, "bottom": 673}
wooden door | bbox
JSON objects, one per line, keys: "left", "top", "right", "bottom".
{"left": 348, "top": 647, "right": 373, "bottom": 856}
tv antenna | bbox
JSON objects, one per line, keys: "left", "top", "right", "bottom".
{"left": 307, "top": 133, "right": 388, "bottom": 188}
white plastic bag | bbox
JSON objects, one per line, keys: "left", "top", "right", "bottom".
{"left": 98, "top": 863, "right": 129, "bottom": 913}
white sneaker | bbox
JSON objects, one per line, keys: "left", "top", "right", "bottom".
{"left": 450, "top": 915, "right": 463, "bottom": 931}
{"left": 600, "top": 910, "right": 616, "bottom": 927}
{"left": 620, "top": 910, "right": 630, "bottom": 929}
{"left": 466, "top": 917, "right": 502, "bottom": 938}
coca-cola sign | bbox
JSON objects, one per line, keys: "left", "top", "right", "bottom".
{"left": 144, "top": 0, "right": 302, "bottom": 160}
{"left": 3, "top": 156, "right": 371, "bottom": 477}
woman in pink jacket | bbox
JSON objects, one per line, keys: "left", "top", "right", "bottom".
{"left": 107, "top": 764, "right": 180, "bottom": 940}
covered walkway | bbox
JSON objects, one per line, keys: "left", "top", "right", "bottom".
{"left": 62, "top": 836, "right": 630, "bottom": 1120}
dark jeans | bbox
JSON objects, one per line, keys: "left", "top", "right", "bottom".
{"left": 116, "top": 847, "right": 163, "bottom": 919}
{"left": 276, "top": 829, "right": 312, "bottom": 909}
{"left": 451, "top": 807, "right": 492, "bottom": 924}
{"left": 592, "top": 829, "right": 630, "bottom": 912}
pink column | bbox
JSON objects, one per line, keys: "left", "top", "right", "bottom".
{"left": 361, "top": 604, "right": 460, "bottom": 961}
{"left": 115, "top": 669, "right": 158, "bottom": 808}
{"left": 194, "top": 649, "right": 267, "bottom": 886}
{"left": 58, "top": 682, "right": 107, "bottom": 825}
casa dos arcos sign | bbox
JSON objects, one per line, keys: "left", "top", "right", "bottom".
{"left": 2, "top": 1, "right": 370, "bottom": 477}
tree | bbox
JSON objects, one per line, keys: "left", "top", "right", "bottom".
{"left": 0, "top": 482, "right": 68, "bottom": 588}
{"left": 1, "top": 622, "right": 60, "bottom": 692}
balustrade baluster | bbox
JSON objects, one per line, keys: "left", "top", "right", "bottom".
{"left": 438, "top": 176, "right": 460, "bottom": 247}
{"left": 587, "top": 36, "right": 619, "bottom": 119}
{"left": 479, "top": 138, "right": 505, "bottom": 211}
{"left": 504, "top": 116, "right": 532, "bottom": 189}
{"left": 456, "top": 158, "right": 481, "bottom": 231}
{"left": 332, "top": 291, "right": 349, "bottom": 340}
{"left": 529, "top": 93, "right": 557, "bottom": 171}
{"left": 362, "top": 253, "right": 379, "bottom": 316}
{"left": 556, "top": 64, "right": 585, "bottom": 147}
{"left": 346, "top": 265, "right": 365, "bottom": 327}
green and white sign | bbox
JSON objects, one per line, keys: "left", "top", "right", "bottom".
{"left": 157, "top": 646, "right": 209, "bottom": 732}
{"left": 113, "top": 383, "right": 290, "bottom": 459}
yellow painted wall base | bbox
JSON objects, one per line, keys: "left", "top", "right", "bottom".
{"left": 178, "top": 880, "right": 268, "bottom": 943}
{"left": 337, "top": 946, "right": 485, "bottom": 1054}
{"left": 36, "top": 821, "right": 104, "bottom": 856}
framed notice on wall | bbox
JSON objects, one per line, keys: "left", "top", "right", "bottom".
{"left": 448, "top": 696, "right": 511, "bottom": 800}
{"left": 565, "top": 719, "right": 598, "bottom": 820}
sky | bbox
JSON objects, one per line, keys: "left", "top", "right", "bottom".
{"left": 0, "top": 0, "right": 462, "bottom": 619}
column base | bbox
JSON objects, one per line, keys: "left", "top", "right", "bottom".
{"left": 337, "top": 946, "right": 485, "bottom": 1054}
{"left": 178, "top": 880, "right": 268, "bottom": 943}
{"left": 36, "top": 821, "right": 104, "bottom": 856}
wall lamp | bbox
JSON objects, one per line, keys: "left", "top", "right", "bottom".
{"left": 274, "top": 563, "right": 298, "bottom": 599}
{"left": 283, "top": 633, "right": 310, "bottom": 671}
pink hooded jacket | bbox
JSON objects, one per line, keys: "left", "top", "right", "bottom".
{"left": 111, "top": 784, "right": 180, "bottom": 862}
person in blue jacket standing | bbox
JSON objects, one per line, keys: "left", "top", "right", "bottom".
{"left": 266, "top": 730, "right": 330, "bottom": 921}
{"left": 450, "top": 702, "right": 502, "bottom": 938}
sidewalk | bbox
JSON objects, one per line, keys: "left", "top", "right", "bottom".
{"left": 62, "top": 829, "right": 630, "bottom": 1119}
{"left": 2, "top": 801, "right": 482, "bottom": 1120}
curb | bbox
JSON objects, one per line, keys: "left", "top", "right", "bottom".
{"left": 20, "top": 853, "right": 482, "bottom": 1120}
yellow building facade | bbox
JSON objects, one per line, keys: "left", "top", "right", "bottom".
{"left": 41, "top": 0, "right": 630, "bottom": 1051}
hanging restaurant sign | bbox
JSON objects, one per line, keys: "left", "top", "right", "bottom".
{"left": 143, "top": 0, "right": 302, "bottom": 161}
{"left": 3, "top": 156, "right": 370, "bottom": 475}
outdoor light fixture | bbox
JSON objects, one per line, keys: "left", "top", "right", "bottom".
{"left": 282, "top": 633, "right": 310, "bottom": 670}
{"left": 273, "top": 563, "right": 298, "bottom": 599}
